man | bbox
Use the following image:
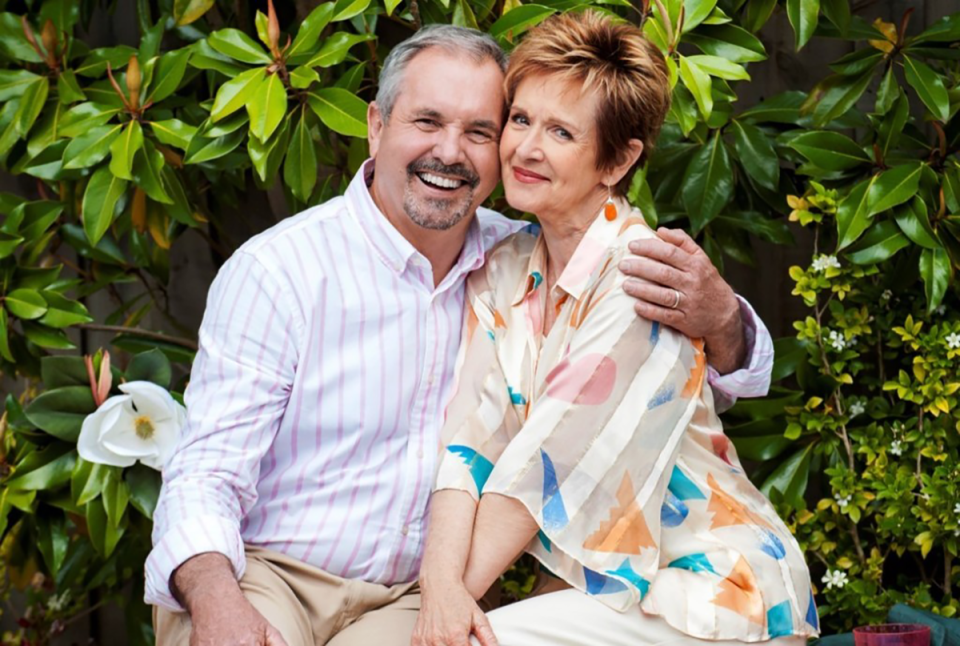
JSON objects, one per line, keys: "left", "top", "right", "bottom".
{"left": 146, "top": 25, "right": 772, "bottom": 646}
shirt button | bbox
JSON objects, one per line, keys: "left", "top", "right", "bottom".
{"left": 417, "top": 449, "right": 424, "bottom": 459}
{"left": 401, "top": 525, "right": 409, "bottom": 536}
{"left": 427, "top": 375, "right": 435, "bottom": 385}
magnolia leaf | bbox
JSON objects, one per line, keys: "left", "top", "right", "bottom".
{"left": 108, "top": 120, "right": 145, "bottom": 180}
{"left": 0, "top": 70, "right": 42, "bottom": 102}
{"left": 38, "top": 292, "right": 92, "bottom": 328}
{"left": 788, "top": 131, "right": 869, "bottom": 171}
{"left": 247, "top": 72, "right": 287, "bottom": 142}
{"left": 82, "top": 166, "right": 128, "bottom": 245}
{"left": 24, "top": 386, "right": 96, "bottom": 443}
{"left": 730, "top": 121, "right": 778, "bottom": 191}
{"left": 208, "top": 28, "right": 272, "bottom": 65}
{"left": 682, "top": 134, "right": 733, "bottom": 233}
{"left": 288, "top": 3, "right": 337, "bottom": 60}
{"left": 684, "top": 25, "right": 767, "bottom": 63}
{"left": 14, "top": 77, "right": 49, "bottom": 137}
{"left": 211, "top": 67, "right": 265, "bottom": 122}
{"left": 145, "top": 49, "right": 191, "bottom": 104}
{"left": 174, "top": 0, "right": 215, "bottom": 25}
{"left": 149, "top": 119, "right": 197, "bottom": 151}
{"left": 678, "top": 55, "right": 713, "bottom": 119}
{"left": 920, "top": 247, "right": 951, "bottom": 313}
{"left": 303, "top": 33, "right": 376, "bottom": 69}
{"left": 333, "top": 0, "right": 373, "bottom": 21}
{"left": 5, "top": 288, "right": 47, "bottom": 319}
{"left": 836, "top": 176, "right": 874, "bottom": 250}
{"left": 786, "top": 0, "right": 819, "bottom": 51}
{"left": 867, "top": 163, "right": 923, "bottom": 216}
{"left": 846, "top": 221, "right": 910, "bottom": 265}
{"left": 59, "top": 103, "right": 122, "bottom": 138}
{"left": 683, "top": 0, "right": 718, "bottom": 32}
{"left": 307, "top": 88, "right": 368, "bottom": 138}
{"left": 490, "top": 5, "right": 556, "bottom": 40}
{"left": 903, "top": 55, "right": 950, "bottom": 122}
{"left": 284, "top": 108, "right": 318, "bottom": 202}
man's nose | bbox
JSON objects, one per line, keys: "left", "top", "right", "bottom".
{"left": 432, "top": 128, "right": 466, "bottom": 166}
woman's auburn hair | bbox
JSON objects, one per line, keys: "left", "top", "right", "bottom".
{"left": 504, "top": 10, "right": 672, "bottom": 195}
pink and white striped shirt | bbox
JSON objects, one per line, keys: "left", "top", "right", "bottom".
{"left": 144, "top": 161, "right": 774, "bottom": 611}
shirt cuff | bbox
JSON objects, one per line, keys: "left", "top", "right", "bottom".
{"left": 144, "top": 514, "right": 247, "bottom": 612}
{"left": 706, "top": 296, "right": 774, "bottom": 413}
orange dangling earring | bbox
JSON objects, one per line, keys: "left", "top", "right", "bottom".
{"left": 604, "top": 185, "right": 617, "bottom": 221}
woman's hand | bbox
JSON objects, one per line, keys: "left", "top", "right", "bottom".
{"left": 412, "top": 578, "right": 498, "bottom": 646}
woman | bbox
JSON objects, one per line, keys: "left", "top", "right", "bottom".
{"left": 415, "top": 11, "right": 817, "bottom": 646}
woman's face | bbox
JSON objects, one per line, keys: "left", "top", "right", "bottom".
{"left": 500, "top": 74, "right": 609, "bottom": 224}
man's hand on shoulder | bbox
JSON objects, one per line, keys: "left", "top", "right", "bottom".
{"left": 173, "top": 553, "right": 288, "bottom": 646}
{"left": 619, "top": 227, "right": 746, "bottom": 374}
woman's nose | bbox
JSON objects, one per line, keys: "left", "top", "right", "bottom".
{"left": 515, "top": 129, "right": 544, "bottom": 162}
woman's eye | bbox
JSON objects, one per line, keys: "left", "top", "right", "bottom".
{"left": 555, "top": 128, "right": 572, "bottom": 140}
{"left": 510, "top": 114, "right": 529, "bottom": 126}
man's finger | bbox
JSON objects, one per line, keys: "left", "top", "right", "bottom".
{"left": 622, "top": 280, "right": 683, "bottom": 310}
{"left": 656, "top": 227, "right": 701, "bottom": 256}
{"left": 634, "top": 300, "right": 686, "bottom": 330}
{"left": 626, "top": 237, "right": 692, "bottom": 270}
{"left": 265, "top": 626, "right": 289, "bottom": 646}
{"left": 619, "top": 258, "right": 686, "bottom": 290}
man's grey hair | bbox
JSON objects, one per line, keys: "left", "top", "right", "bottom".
{"left": 376, "top": 25, "right": 508, "bottom": 121}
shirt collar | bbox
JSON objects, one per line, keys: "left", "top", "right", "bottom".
{"left": 346, "top": 159, "right": 488, "bottom": 281}
{"left": 511, "top": 198, "right": 636, "bottom": 305}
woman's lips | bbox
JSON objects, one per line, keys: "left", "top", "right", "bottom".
{"left": 512, "top": 166, "right": 548, "bottom": 184}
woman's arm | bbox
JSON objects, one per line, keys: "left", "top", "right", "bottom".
{"left": 462, "top": 493, "right": 539, "bottom": 600}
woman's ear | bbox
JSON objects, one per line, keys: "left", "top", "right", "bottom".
{"left": 602, "top": 138, "right": 644, "bottom": 187}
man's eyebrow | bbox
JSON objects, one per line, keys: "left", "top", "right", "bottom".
{"left": 469, "top": 119, "right": 499, "bottom": 132}
{"left": 412, "top": 108, "right": 443, "bottom": 119}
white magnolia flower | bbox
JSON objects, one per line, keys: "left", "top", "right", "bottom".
{"left": 946, "top": 332, "right": 960, "bottom": 350}
{"left": 835, "top": 494, "right": 852, "bottom": 508}
{"left": 848, "top": 401, "right": 865, "bottom": 418}
{"left": 78, "top": 381, "right": 186, "bottom": 471}
{"left": 822, "top": 569, "right": 848, "bottom": 590}
{"left": 811, "top": 255, "right": 841, "bottom": 273}
{"left": 889, "top": 440, "right": 903, "bottom": 456}
{"left": 828, "top": 330, "right": 847, "bottom": 351}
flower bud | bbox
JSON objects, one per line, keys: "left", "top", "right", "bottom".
{"left": 126, "top": 55, "right": 141, "bottom": 109}
{"left": 40, "top": 19, "right": 57, "bottom": 63}
{"left": 267, "top": 0, "right": 281, "bottom": 57}
{"left": 132, "top": 187, "right": 147, "bottom": 233}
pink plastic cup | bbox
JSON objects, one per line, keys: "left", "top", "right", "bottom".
{"left": 854, "top": 624, "right": 931, "bottom": 646}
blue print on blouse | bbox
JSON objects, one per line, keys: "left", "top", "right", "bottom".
{"left": 660, "top": 491, "right": 689, "bottom": 527}
{"left": 650, "top": 321, "right": 660, "bottom": 345}
{"left": 767, "top": 601, "right": 794, "bottom": 638}
{"left": 487, "top": 330, "right": 496, "bottom": 342}
{"left": 508, "top": 386, "right": 527, "bottom": 406}
{"left": 540, "top": 449, "right": 569, "bottom": 530}
{"left": 530, "top": 271, "right": 543, "bottom": 290}
{"left": 446, "top": 445, "right": 494, "bottom": 493}
{"left": 647, "top": 383, "right": 676, "bottom": 410}
{"left": 759, "top": 529, "right": 786, "bottom": 560}
{"left": 537, "top": 529, "right": 552, "bottom": 552}
{"left": 584, "top": 566, "right": 628, "bottom": 596}
{"left": 806, "top": 588, "right": 820, "bottom": 630}
{"left": 606, "top": 559, "right": 651, "bottom": 599}
{"left": 522, "top": 222, "right": 542, "bottom": 236}
{"left": 668, "top": 465, "right": 706, "bottom": 500}
{"left": 667, "top": 553, "right": 718, "bottom": 575}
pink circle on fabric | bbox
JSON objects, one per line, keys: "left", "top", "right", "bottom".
{"left": 545, "top": 353, "right": 617, "bottom": 404}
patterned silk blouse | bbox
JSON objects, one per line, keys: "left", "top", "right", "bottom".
{"left": 435, "top": 201, "right": 819, "bottom": 641}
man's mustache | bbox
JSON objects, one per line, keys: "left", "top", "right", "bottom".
{"left": 407, "top": 158, "right": 480, "bottom": 189}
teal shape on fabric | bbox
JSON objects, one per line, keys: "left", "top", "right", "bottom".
{"left": 759, "top": 529, "right": 786, "bottom": 560}
{"left": 806, "top": 588, "right": 819, "bottom": 630}
{"left": 446, "top": 445, "right": 494, "bottom": 493}
{"left": 584, "top": 566, "right": 628, "bottom": 596}
{"left": 668, "top": 466, "right": 706, "bottom": 500}
{"left": 508, "top": 386, "right": 527, "bottom": 406}
{"left": 660, "top": 491, "right": 689, "bottom": 527}
{"left": 650, "top": 321, "right": 660, "bottom": 344}
{"left": 667, "top": 553, "right": 718, "bottom": 575}
{"left": 487, "top": 330, "right": 495, "bottom": 342}
{"left": 605, "top": 558, "right": 651, "bottom": 599}
{"left": 540, "top": 449, "right": 568, "bottom": 530}
{"left": 537, "top": 529, "right": 552, "bottom": 552}
{"left": 522, "top": 222, "right": 542, "bottom": 236}
{"left": 648, "top": 383, "right": 675, "bottom": 410}
{"left": 530, "top": 271, "right": 543, "bottom": 290}
{"left": 767, "top": 601, "right": 794, "bottom": 638}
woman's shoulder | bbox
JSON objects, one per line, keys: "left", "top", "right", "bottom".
{"left": 611, "top": 205, "right": 657, "bottom": 251}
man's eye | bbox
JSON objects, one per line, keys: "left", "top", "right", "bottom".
{"left": 416, "top": 119, "right": 440, "bottom": 128}
{"left": 468, "top": 130, "right": 494, "bottom": 143}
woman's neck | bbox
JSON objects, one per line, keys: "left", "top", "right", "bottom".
{"left": 539, "top": 191, "right": 608, "bottom": 288}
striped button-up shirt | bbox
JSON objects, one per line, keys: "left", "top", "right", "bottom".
{"left": 144, "top": 161, "right": 774, "bottom": 611}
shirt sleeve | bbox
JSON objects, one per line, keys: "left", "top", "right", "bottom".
{"left": 144, "top": 251, "right": 303, "bottom": 611}
{"left": 706, "top": 295, "right": 774, "bottom": 413}
{"left": 438, "top": 247, "right": 707, "bottom": 612}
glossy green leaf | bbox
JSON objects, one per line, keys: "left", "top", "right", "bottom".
{"left": 810, "top": 70, "right": 874, "bottom": 126}
{"left": 174, "top": 0, "right": 216, "bottom": 26}
{"left": 56, "top": 70, "right": 86, "bottom": 105}
{"left": 145, "top": 49, "right": 190, "bottom": 104}
{"left": 210, "top": 67, "right": 265, "bottom": 122}
{"left": 894, "top": 199, "right": 939, "bottom": 250}
{"left": 453, "top": 0, "right": 480, "bottom": 29}
{"left": 0, "top": 232, "right": 23, "bottom": 260}
{"left": 149, "top": 119, "right": 197, "bottom": 151}
{"left": 36, "top": 510, "right": 69, "bottom": 576}
{"left": 41, "top": 355, "right": 90, "bottom": 389}
{"left": 821, "top": 0, "right": 850, "bottom": 33}
{"left": 5, "top": 288, "right": 47, "bottom": 319}
{"left": 867, "top": 163, "right": 923, "bottom": 216}
{"left": 385, "top": 0, "right": 405, "bottom": 15}
{"left": 62, "top": 124, "right": 123, "bottom": 170}
{"left": 678, "top": 55, "right": 713, "bottom": 119}
{"left": 86, "top": 496, "right": 124, "bottom": 557}
{"left": 786, "top": 0, "right": 819, "bottom": 50}
{"left": 490, "top": 5, "right": 557, "bottom": 40}
{"left": 739, "top": 91, "right": 804, "bottom": 124}
{"left": 0, "top": 70, "right": 42, "bottom": 102}
{"left": 208, "top": 29, "right": 273, "bottom": 65}
{"left": 903, "top": 55, "right": 950, "bottom": 123}
{"left": 307, "top": 88, "right": 368, "bottom": 138}
{"left": 285, "top": 108, "right": 318, "bottom": 203}
{"left": 247, "top": 72, "right": 287, "bottom": 142}
{"left": 335, "top": 63, "right": 366, "bottom": 93}
{"left": 254, "top": 10, "right": 270, "bottom": 48}
{"left": 40, "top": 0, "right": 80, "bottom": 32}
{"left": 730, "top": 121, "right": 778, "bottom": 191}
{"left": 82, "top": 165, "right": 128, "bottom": 246}
{"left": 303, "top": 32, "right": 376, "bottom": 69}
{"left": 920, "top": 247, "right": 951, "bottom": 312}
{"left": 289, "top": 3, "right": 337, "bottom": 60}
{"left": 878, "top": 90, "right": 909, "bottom": 158}
{"left": 74, "top": 45, "right": 137, "bottom": 77}
{"left": 0, "top": 309, "right": 12, "bottom": 362}
{"left": 11, "top": 201, "right": 63, "bottom": 243}
{"left": 5, "top": 445, "right": 75, "bottom": 491}
{"left": 760, "top": 444, "right": 812, "bottom": 508}
{"left": 14, "top": 77, "right": 49, "bottom": 137}
{"left": 72, "top": 459, "right": 110, "bottom": 506}
{"left": 23, "top": 322, "right": 75, "bottom": 349}
{"left": 684, "top": 55, "right": 749, "bottom": 81}
{"left": 289, "top": 66, "right": 320, "bottom": 90}
{"left": 38, "top": 292, "right": 92, "bottom": 328}
{"left": 912, "top": 14, "right": 960, "bottom": 44}
{"left": 0, "top": 13, "right": 43, "bottom": 63}
{"left": 717, "top": 212, "right": 793, "bottom": 245}
{"left": 742, "top": 0, "right": 776, "bottom": 33}
{"left": 730, "top": 431, "right": 794, "bottom": 461}
{"left": 333, "top": 0, "right": 373, "bottom": 20}
{"left": 788, "top": 131, "right": 869, "bottom": 171}
{"left": 125, "top": 464, "right": 161, "bottom": 519}
{"left": 248, "top": 119, "right": 291, "bottom": 183}
{"left": 125, "top": 348, "right": 172, "bottom": 388}
{"left": 24, "top": 386, "right": 96, "bottom": 442}
{"left": 683, "top": 0, "right": 717, "bottom": 32}
{"left": 682, "top": 134, "right": 733, "bottom": 233}
{"left": 204, "top": 111, "right": 249, "bottom": 137}
{"left": 102, "top": 467, "right": 130, "bottom": 529}
{"left": 836, "top": 177, "right": 874, "bottom": 250}
{"left": 875, "top": 66, "right": 897, "bottom": 114}
{"left": 183, "top": 127, "right": 246, "bottom": 165}
{"left": 59, "top": 103, "right": 122, "bottom": 138}
{"left": 109, "top": 121, "right": 144, "bottom": 180}
{"left": 684, "top": 24, "right": 766, "bottom": 63}
{"left": 189, "top": 39, "right": 247, "bottom": 77}
{"left": 846, "top": 220, "right": 910, "bottom": 265}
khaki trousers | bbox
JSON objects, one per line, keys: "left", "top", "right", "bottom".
{"left": 153, "top": 545, "right": 420, "bottom": 646}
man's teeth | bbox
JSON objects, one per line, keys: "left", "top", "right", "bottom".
{"left": 419, "top": 173, "right": 464, "bottom": 189}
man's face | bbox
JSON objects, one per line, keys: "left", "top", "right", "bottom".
{"left": 368, "top": 48, "right": 505, "bottom": 232}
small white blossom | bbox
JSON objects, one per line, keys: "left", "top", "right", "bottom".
{"left": 881, "top": 290, "right": 893, "bottom": 301}
{"left": 889, "top": 440, "right": 903, "bottom": 456}
{"left": 828, "top": 330, "right": 847, "bottom": 351}
{"left": 835, "top": 494, "right": 852, "bottom": 508}
{"left": 936, "top": 305, "right": 946, "bottom": 316}
{"left": 892, "top": 421, "right": 905, "bottom": 434}
{"left": 848, "top": 401, "right": 865, "bottom": 418}
{"left": 812, "top": 255, "right": 841, "bottom": 273}
{"left": 822, "top": 570, "right": 848, "bottom": 590}
{"left": 47, "top": 590, "right": 70, "bottom": 612}
{"left": 946, "top": 332, "right": 960, "bottom": 350}
{"left": 954, "top": 502, "right": 960, "bottom": 516}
